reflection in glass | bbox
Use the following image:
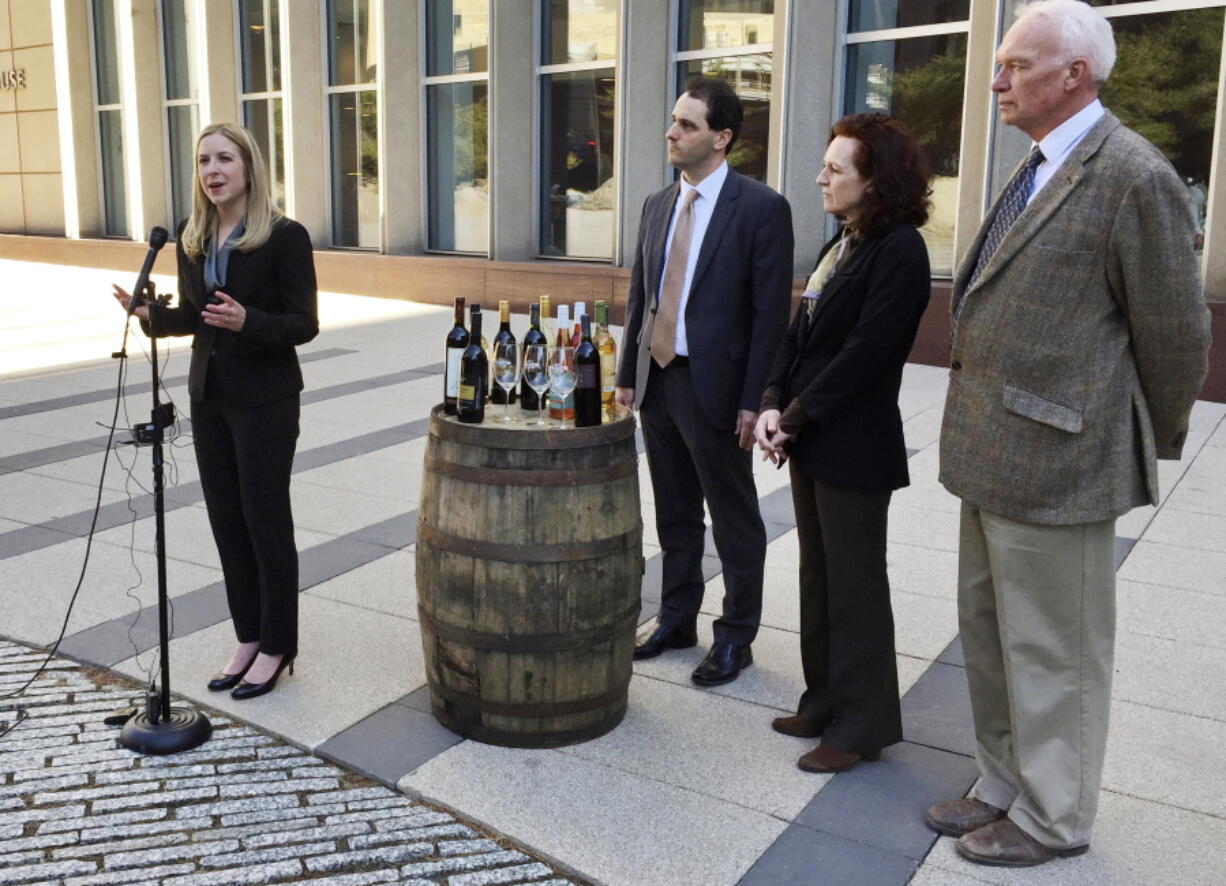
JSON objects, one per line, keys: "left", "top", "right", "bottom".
{"left": 428, "top": 83, "right": 489, "bottom": 253}
{"left": 845, "top": 34, "right": 966, "bottom": 274}
{"left": 426, "top": 0, "right": 489, "bottom": 76}
{"left": 540, "top": 70, "right": 616, "bottom": 259}
{"left": 240, "top": 0, "right": 281, "bottom": 93}
{"left": 167, "top": 104, "right": 199, "bottom": 224}
{"left": 849, "top": 0, "right": 969, "bottom": 32}
{"left": 543, "top": 0, "right": 618, "bottom": 65}
{"left": 98, "top": 109, "right": 127, "bottom": 237}
{"left": 679, "top": 0, "right": 772, "bottom": 51}
{"left": 161, "top": 0, "right": 196, "bottom": 100}
{"left": 1099, "top": 8, "right": 1222, "bottom": 253}
{"left": 328, "top": 0, "right": 377, "bottom": 86}
{"left": 681, "top": 54, "right": 772, "bottom": 183}
{"left": 243, "top": 98, "right": 285, "bottom": 210}
{"left": 330, "top": 91, "right": 380, "bottom": 247}
{"left": 92, "top": 0, "right": 120, "bottom": 105}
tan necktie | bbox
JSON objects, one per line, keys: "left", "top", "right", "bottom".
{"left": 650, "top": 189, "right": 699, "bottom": 368}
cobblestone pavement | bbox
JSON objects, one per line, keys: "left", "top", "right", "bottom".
{"left": 0, "top": 640, "right": 581, "bottom": 886}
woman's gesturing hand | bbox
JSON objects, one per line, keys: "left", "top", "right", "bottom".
{"left": 202, "top": 291, "right": 246, "bottom": 332}
{"left": 111, "top": 284, "right": 149, "bottom": 321}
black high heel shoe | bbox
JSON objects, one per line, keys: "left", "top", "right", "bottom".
{"left": 230, "top": 656, "right": 295, "bottom": 700}
{"left": 207, "top": 656, "right": 255, "bottom": 692}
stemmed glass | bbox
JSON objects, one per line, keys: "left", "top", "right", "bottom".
{"left": 492, "top": 342, "right": 519, "bottom": 424}
{"left": 548, "top": 347, "right": 578, "bottom": 430}
{"left": 522, "top": 344, "right": 551, "bottom": 427}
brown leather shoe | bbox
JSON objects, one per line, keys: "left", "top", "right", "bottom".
{"left": 957, "top": 819, "right": 1089, "bottom": 867}
{"left": 796, "top": 743, "right": 881, "bottom": 773}
{"left": 924, "top": 797, "right": 1007, "bottom": 837}
{"left": 771, "top": 714, "right": 826, "bottom": 739}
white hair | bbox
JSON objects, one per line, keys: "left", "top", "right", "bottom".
{"left": 1015, "top": 0, "right": 1117, "bottom": 84}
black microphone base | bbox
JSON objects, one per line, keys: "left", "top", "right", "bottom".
{"left": 118, "top": 707, "right": 212, "bottom": 755}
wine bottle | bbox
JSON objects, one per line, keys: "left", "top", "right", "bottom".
{"left": 574, "top": 314, "right": 601, "bottom": 428}
{"left": 457, "top": 305, "right": 487, "bottom": 423}
{"left": 490, "top": 300, "right": 516, "bottom": 406}
{"left": 520, "top": 302, "right": 546, "bottom": 411}
{"left": 549, "top": 304, "right": 573, "bottom": 422}
{"left": 539, "top": 294, "right": 554, "bottom": 345}
{"left": 593, "top": 300, "right": 617, "bottom": 422}
{"left": 570, "top": 301, "right": 586, "bottom": 348}
{"left": 443, "top": 297, "right": 469, "bottom": 415}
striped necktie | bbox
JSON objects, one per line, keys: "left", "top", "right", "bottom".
{"left": 968, "top": 145, "right": 1045, "bottom": 288}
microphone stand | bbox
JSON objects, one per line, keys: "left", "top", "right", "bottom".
{"left": 118, "top": 281, "right": 212, "bottom": 755}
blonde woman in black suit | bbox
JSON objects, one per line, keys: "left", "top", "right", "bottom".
{"left": 113, "top": 122, "right": 318, "bottom": 700}
{"left": 755, "top": 114, "right": 931, "bottom": 773}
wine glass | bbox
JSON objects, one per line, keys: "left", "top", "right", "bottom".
{"left": 492, "top": 342, "right": 519, "bottom": 424}
{"left": 522, "top": 344, "right": 551, "bottom": 427}
{"left": 547, "top": 347, "right": 578, "bottom": 430}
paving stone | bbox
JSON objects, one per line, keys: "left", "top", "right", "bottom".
{"left": 305, "top": 873, "right": 399, "bottom": 886}
{"left": 219, "top": 805, "right": 339, "bottom": 827}
{"left": 306, "top": 786, "right": 394, "bottom": 805}
{"left": 6, "top": 802, "right": 87, "bottom": 825}
{"left": 216, "top": 757, "right": 318, "bottom": 774}
{"left": 369, "top": 810, "right": 455, "bottom": 831}
{"left": 0, "top": 852, "right": 45, "bottom": 869}
{"left": 343, "top": 796, "right": 417, "bottom": 812}
{"left": 30, "top": 780, "right": 161, "bottom": 805}
{"left": 163, "top": 771, "right": 288, "bottom": 791}
{"left": 76, "top": 818, "right": 214, "bottom": 845}
{"left": 94, "top": 764, "right": 218, "bottom": 785}
{"left": 40, "top": 808, "right": 167, "bottom": 833}
{"left": 438, "top": 840, "right": 503, "bottom": 856}
{"left": 199, "top": 841, "right": 336, "bottom": 868}
{"left": 218, "top": 776, "right": 338, "bottom": 798}
{"left": 202, "top": 817, "right": 323, "bottom": 841}
{"left": 12, "top": 759, "right": 132, "bottom": 782}
{"left": 172, "top": 795, "right": 301, "bottom": 819}
{"left": 160, "top": 860, "right": 303, "bottom": 886}
{"left": 355, "top": 822, "right": 476, "bottom": 847}
{"left": 64, "top": 864, "right": 198, "bottom": 886}
{"left": 304, "top": 844, "right": 435, "bottom": 873}
{"left": 0, "top": 832, "right": 79, "bottom": 853}
{"left": 447, "top": 863, "right": 555, "bottom": 886}
{"left": 53, "top": 833, "right": 188, "bottom": 859}
{"left": 400, "top": 852, "right": 532, "bottom": 879}
{"left": 91, "top": 786, "right": 218, "bottom": 812}
{"left": 0, "top": 860, "right": 98, "bottom": 884}
{"left": 241, "top": 822, "right": 370, "bottom": 849}
{"left": 105, "top": 840, "right": 240, "bottom": 871}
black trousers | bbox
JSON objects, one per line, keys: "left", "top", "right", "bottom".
{"left": 640, "top": 363, "right": 765, "bottom": 646}
{"left": 191, "top": 394, "right": 300, "bottom": 656}
{"left": 790, "top": 461, "right": 902, "bottom": 753}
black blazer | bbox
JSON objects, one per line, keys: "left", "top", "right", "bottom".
{"left": 764, "top": 224, "right": 930, "bottom": 491}
{"left": 617, "top": 169, "right": 794, "bottom": 430}
{"left": 147, "top": 217, "right": 319, "bottom": 408}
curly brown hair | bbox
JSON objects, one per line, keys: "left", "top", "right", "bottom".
{"left": 830, "top": 113, "right": 931, "bottom": 239}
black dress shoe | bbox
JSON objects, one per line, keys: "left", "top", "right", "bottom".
{"left": 691, "top": 643, "right": 752, "bottom": 686}
{"left": 207, "top": 659, "right": 254, "bottom": 692}
{"left": 633, "top": 623, "right": 698, "bottom": 660}
{"left": 231, "top": 656, "right": 295, "bottom": 701}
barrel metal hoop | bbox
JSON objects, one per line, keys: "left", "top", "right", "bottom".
{"left": 430, "top": 703, "right": 628, "bottom": 747}
{"left": 418, "top": 604, "right": 640, "bottom": 654}
{"left": 422, "top": 451, "right": 638, "bottom": 486}
{"left": 428, "top": 679, "right": 628, "bottom": 718}
{"left": 430, "top": 405, "right": 636, "bottom": 449}
{"left": 416, "top": 522, "right": 639, "bottom": 563}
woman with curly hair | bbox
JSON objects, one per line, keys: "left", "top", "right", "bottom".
{"left": 755, "top": 113, "right": 932, "bottom": 772}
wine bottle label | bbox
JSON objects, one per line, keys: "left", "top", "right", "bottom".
{"left": 445, "top": 349, "right": 463, "bottom": 398}
{"left": 578, "top": 364, "right": 598, "bottom": 387}
{"left": 458, "top": 384, "right": 476, "bottom": 401}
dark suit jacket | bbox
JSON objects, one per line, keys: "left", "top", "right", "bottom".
{"left": 146, "top": 217, "right": 319, "bottom": 408}
{"left": 762, "top": 224, "right": 930, "bottom": 492}
{"left": 617, "top": 168, "right": 793, "bottom": 430}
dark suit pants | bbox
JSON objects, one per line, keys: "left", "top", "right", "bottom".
{"left": 640, "top": 363, "right": 765, "bottom": 646}
{"left": 790, "top": 462, "right": 902, "bottom": 753}
{"left": 191, "top": 395, "right": 300, "bottom": 656}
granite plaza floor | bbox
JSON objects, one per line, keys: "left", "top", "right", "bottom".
{"left": 1, "top": 256, "right": 1224, "bottom": 885}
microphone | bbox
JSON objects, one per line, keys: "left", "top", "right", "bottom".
{"left": 127, "top": 227, "right": 170, "bottom": 315}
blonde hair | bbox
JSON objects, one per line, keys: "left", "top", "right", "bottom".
{"left": 180, "top": 122, "right": 279, "bottom": 260}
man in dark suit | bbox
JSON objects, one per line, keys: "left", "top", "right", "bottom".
{"left": 615, "top": 76, "right": 793, "bottom": 686}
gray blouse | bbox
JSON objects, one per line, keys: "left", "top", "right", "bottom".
{"left": 203, "top": 220, "right": 245, "bottom": 295}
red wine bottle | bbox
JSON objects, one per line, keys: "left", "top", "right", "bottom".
{"left": 443, "top": 297, "right": 468, "bottom": 415}
{"left": 574, "top": 314, "right": 601, "bottom": 428}
{"left": 490, "top": 300, "right": 517, "bottom": 406}
{"left": 520, "top": 302, "right": 545, "bottom": 411}
{"left": 457, "top": 305, "right": 487, "bottom": 423}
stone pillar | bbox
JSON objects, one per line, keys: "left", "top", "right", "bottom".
{"left": 488, "top": 0, "right": 534, "bottom": 261}
{"left": 281, "top": 0, "right": 327, "bottom": 243}
{"left": 51, "top": 0, "right": 99, "bottom": 238}
{"left": 616, "top": 0, "right": 671, "bottom": 268}
{"left": 199, "top": 0, "right": 237, "bottom": 125}
{"left": 115, "top": 0, "right": 168, "bottom": 238}
{"left": 1199, "top": 12, "right": 1226, "bottom": 301}
{"left": 379, "top": 0, "right": 422, "bottom": 254}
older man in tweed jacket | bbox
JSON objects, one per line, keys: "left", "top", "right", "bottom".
{"left": 927, "top": 0, "right": 1211, "bottom": 868}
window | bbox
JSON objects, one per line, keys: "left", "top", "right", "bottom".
{"left": 327, "top": 0, "right": 379, "bottom": 248}
{"left": 160, "top": 0, "right": 199, "bottom": 226}
{"left": 538, "top": 0, "right": 618, "bottom": 260}
{"left": 239, "top": 0, "right": 285, "bottom": 209}
{"left": 91, "top": 0, "right": 127, "bottom": 237}
{"left": 425, "top": 1, "right": 489, "bottom": 253}
{"left": 844, "top": 1, "right": 970, "bottom": 275}
{"left": 1091, "top": 1, "right": 1224, "bottom": 255}
{"left": 676, "top": 0, "right": 774, "bottom": 183}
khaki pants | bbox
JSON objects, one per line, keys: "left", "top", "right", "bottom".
{"left": 958, "top": 501, "right": 1116, "bottom": 849}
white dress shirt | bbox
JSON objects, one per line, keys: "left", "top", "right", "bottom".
{"left": 658, "top": 161, "right": 729, "bottom": 357}
{"left": 1028, "top": 99, "right": 1105, "bottom": 205}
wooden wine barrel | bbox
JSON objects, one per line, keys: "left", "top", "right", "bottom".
{"left": 415, "top": 405, "right": 643, "bottom": 748}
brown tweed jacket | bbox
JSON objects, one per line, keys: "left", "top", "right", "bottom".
{"left": 939, "top": 110, "right": 1211, "bottom": 525}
